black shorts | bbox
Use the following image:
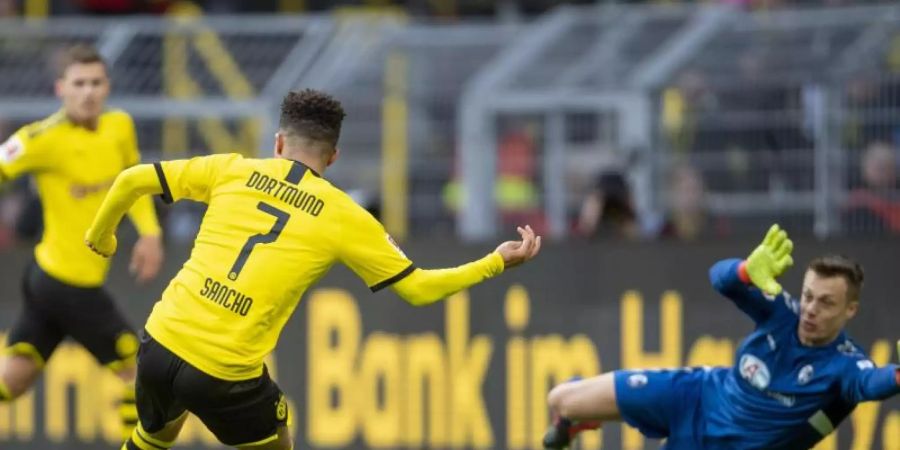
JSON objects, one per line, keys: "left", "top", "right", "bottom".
{"left": 6, "top": 262, "right": 137, "bottom": 367}
{"left": 136, "top": 331, "right": 289, "bottom": 446}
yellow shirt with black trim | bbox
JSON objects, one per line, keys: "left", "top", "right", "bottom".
{"left": 0, "top": 110, "right": 161, "bottom": 287}
{"left": 146, "top": 154, "right": 416, "bottom": 380}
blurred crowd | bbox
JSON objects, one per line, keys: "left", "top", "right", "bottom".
{"left": 0, "top": 0, "right": 897, "bottom": 18}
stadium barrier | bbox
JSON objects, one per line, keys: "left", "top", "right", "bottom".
{"left": 0, "top": 238, "right": 897, "bottom": 449}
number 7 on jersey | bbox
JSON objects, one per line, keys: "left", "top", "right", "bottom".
{"left": 229, "top": 202, "right": 291, "bottom": 281}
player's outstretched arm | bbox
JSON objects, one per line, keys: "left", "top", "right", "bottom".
{"left": 842, "top": 361, "right": 900, "bottom": 403}
{"left": 390, "top": 225, "right": 542, "bottom": 306}
{"left": 85, "top": 164, "right": 163, "bottom": 257}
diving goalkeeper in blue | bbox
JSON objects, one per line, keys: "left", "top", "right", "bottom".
{"left": 542, "top": 225, "right": 900, "bottom": 449}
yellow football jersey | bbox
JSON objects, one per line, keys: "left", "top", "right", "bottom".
{"left": 0, "top": 110, "right": 160, "bottom": 287}
{"left": 145, "top": 154, "right": 414, "bottom": 380}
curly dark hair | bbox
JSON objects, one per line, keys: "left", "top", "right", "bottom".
{"left": 279, "top": 89, "right": 346, "bottom": 150}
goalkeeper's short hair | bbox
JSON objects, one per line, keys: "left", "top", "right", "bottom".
{"left": 807, "top": 255, "right": 864, "bottom": 303}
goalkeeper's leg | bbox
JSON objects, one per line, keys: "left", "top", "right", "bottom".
{"left": 543, "top": 375, "right": 616, "bottom": 449}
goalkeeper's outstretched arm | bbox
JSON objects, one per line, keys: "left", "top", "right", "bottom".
{"left": 709, "top": 224, "right": 794, "bottom": 323}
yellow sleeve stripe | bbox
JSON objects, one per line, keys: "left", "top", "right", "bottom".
{"left": 27, "top": 111, "right": 66, "bottom": 138}
{"left": 370, "top": 263, "right": 416, "bottom": 292}
{"left": 153, "top": 162, "right": 173, "bottom": 204}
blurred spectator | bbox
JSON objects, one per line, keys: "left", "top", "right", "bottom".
{"left": 841, "top": 73, "right": 887, "bottom": 150}
{"left": 74, "top": 0, "right": 171, "bottom": 15}
{"left": 657, "top": 164, "right": 730, "bottom": 240}
{"left": 443, "top": 121, "right": 546, "bottom": 234}
{"left": 661, "top": 69, "right": 716, "bottom": 157}
{"left": 493, "top": 123, "right": 545, "bottom": 233}
{"left": 576, "top": 170, "right": 639, "bottom": 240}
{"left": 0, "top": 0, "right": 16, "bottom": 16}
{"left": 843, "top": 141, "right": 900, "bottom": 234}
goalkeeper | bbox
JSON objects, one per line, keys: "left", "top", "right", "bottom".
{"left": 543, "top": 224, "right": 900, "bottom": 449}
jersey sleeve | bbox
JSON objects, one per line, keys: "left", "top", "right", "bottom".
{"left": 0, "top": 128, "right": 47, "bottom": 181}
{"left": 709, "top": 258, "right": 799, "bottom": 325}
{"left": 154, "top": 153, "right": 237, "bottom": 204}
{"left": 337, "top": 202, "right": 415, "bottom": 291}
{"left": 839, "top": 358, "right": 900, "bottom": 403}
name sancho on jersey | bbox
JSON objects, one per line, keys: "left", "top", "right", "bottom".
{"left": 200, "top": 277, "right": 253, "bottom": 316}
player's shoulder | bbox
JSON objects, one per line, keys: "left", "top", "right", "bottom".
{"left": 239, "top": 155, "right": 302, "bottom": 178}
{"left": 201, "top": 152, "right": 246, "bottom": 169}
{"left": 100, "top": 108, "right": 134, "bottom": 123}
{"left": 326, "top": 183, "right": 370, "bottom": 214}
{"left": 758, "top": 289, "right": 800, "bottom": 325}
{"left": 778, "top": 290, "right": 800, "bottom": 315}
{"left": 20, "top": 110, "right": 68, "bottom": 140}
{"left": 830, "top": 336, "right": 875, "bottom": 369}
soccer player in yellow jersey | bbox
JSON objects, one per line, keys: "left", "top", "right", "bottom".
{"left": 85, "top": 89, "right": 541, "bottom": 450}
{"left": 0, "top": 45, "right": 164, "bottom": 438}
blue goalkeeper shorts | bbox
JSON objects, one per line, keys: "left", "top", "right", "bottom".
{"left": 614, "top": 368, "right": 708, "bottom": 450}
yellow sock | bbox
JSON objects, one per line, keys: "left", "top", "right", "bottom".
{"left": 121, "top": 381, "right": 138, "bottom": 441}
{"left": 128, "top": 423, "right": 174, "bottom": 450}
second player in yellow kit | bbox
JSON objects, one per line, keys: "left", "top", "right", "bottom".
{"left": 0, "top": 45, "right": 164, "bottom": 439}
{"left": 87, "top": 89, "right": 541, "bottom": 450}
{"left": 1, "top": 109, "right": 158, "bottom": 285}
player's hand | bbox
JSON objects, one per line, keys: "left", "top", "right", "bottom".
{"left": 495, "top": 225, "right": 542, "bottom": 269}
{"left": 130, "top": 234, "right": 164, "bottom": 284}
{"left": 84, "top": 228, "right": 117, "bottom": 258}
{"left": 746, "top": 224, "right": 794, "bottom": 296}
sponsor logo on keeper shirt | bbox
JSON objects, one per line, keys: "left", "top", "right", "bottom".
{"left": 797, "top": 364, "right": 814, "bottom": 385}
{"left": 767, "top": 391, "right": 796, "bottom": 407}
{"left": 838, "top": 339, "right": 862, "bottom": 357}
{"left": 739, "top": 354, "right": 771, "bottom": 391}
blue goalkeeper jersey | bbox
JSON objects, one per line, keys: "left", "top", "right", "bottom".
{"left": 704, "top": 259, "right": 899, "bottom": 449}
